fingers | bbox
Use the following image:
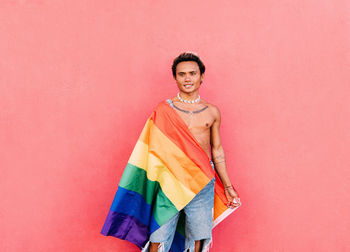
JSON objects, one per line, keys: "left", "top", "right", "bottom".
{"left": 234, "top": 197, "right": 241, "bottom": 205}
{"left": 228, "top": 203, "right": 240, "bottom": 208}
{"left": 226, "top": 202, "right": 240, "bottom": 208}
{"left": 225, "top": 189, "right": 241, "bottom": 208}
{"left": 226, "top": 197, "right": 241, "bottom": 208}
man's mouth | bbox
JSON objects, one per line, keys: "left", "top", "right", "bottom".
{"left": 183, "top": 83, "right": 193, "bottom": 88}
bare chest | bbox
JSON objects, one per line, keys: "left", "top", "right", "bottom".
{"left": 176, "top": 109, "right": 213, "bottom": 131}
{"left": 170, "top": 102, "right": 215, "bottom": 138}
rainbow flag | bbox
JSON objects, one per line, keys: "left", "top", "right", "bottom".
{"left": 101, "top": 100, "right": 241, "bottom": 251}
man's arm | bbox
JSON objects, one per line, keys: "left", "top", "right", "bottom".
{"left": 210, "top": 105, "right": 241, "bottom": 207}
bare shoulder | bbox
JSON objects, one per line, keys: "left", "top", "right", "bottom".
{"left": 201, "top": 99, "right": 221, "bottom": 119}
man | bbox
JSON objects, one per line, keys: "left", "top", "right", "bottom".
{"left": 149, "top": 52, "right": 240, "bottom": 252}
{"left": 101, "top": 52, "right": 241, "bottom": 252}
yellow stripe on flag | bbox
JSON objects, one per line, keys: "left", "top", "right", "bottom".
{"left": 128, "top": 139, "right": 196, "bottom": 210}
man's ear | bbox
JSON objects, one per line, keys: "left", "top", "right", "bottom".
{"left": 200, "top": 73, "right": 205, "bottom": 84}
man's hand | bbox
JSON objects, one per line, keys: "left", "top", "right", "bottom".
{"left": 224, "top": 187, "right": 241, "bottom": 208}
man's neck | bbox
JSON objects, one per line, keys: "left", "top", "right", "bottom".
{"left": 178, "top": 91, "right": 199, "bottom": 101}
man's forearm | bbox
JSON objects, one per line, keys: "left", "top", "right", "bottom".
{"left": 212, "top": 146, "right": 233, "bottom": 187}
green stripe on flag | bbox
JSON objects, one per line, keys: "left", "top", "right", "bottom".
{"left": 119, "top": 163, "right": 178, "bottom": 226}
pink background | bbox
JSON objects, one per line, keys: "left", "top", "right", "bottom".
{"left": 1, "top": 0, "right": 350, "bottom": 251}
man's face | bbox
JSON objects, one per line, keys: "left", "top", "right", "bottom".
{"left": 174, "top": 61, "right": 204, "bottom": 94}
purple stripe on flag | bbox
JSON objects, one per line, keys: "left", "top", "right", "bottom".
{"left": 101, "top": 210, "right": 149, "bottom": 249}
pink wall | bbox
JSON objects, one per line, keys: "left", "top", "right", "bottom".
{"left": 1, "top": 1, "right": 350, "bottom": 251}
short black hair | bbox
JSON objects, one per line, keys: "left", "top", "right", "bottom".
{"left": 172, "top": 52, "right": 205, "bottom": 78}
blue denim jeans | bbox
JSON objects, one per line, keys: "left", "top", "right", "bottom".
{"left": 148, "top": 161, "right": 216, "bottom": 252}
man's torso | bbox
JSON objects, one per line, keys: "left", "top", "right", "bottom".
{"left": 169, "top": 97, "right": 216, "bottom": 159}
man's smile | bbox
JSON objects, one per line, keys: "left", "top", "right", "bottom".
{"left": 183, "top": 83, "right": 193, "bottom": 88}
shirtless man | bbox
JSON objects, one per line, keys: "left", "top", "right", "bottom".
{"left": 149, "top": 52, "right": 241, "bottom": 252}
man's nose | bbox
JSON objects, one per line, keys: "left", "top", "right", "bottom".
{"left": 185, "top": 74, "right": 191, "bottom": 80}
